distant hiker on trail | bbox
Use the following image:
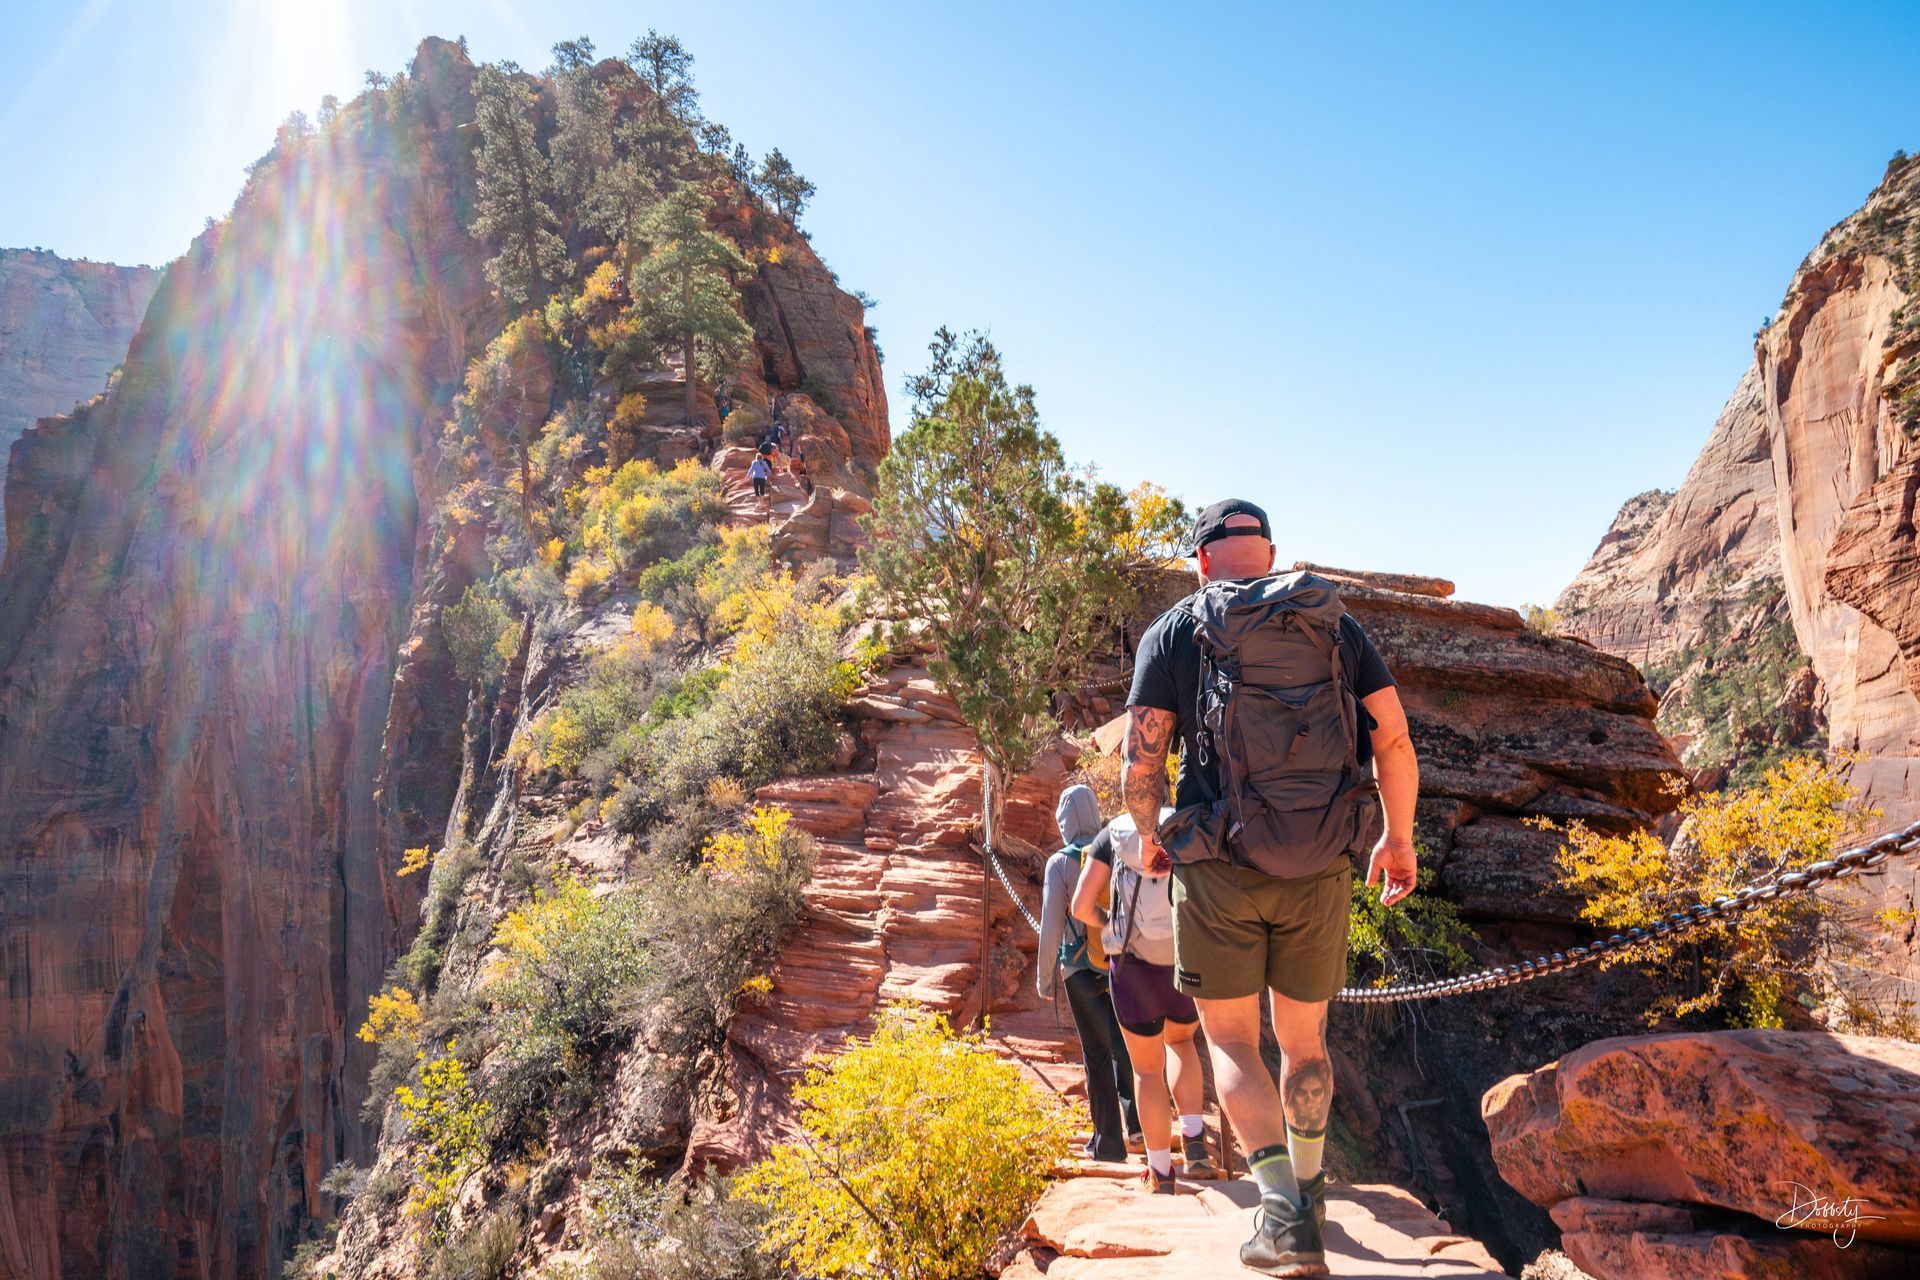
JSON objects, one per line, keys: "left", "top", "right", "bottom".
{"left": 747, "top": 453, "right": 773, "bottom": 501}
{"left": 790, "top": 447, "right": 813, "bottom": 497}
{"left": 1122, "top": 498, "right": 1419, "bottom": 1276}
{"left": 1071, "top": 805, "right": 1213, "bottom": 1193}
{"left": 1037, "top": 784, "right": 1142, "bottom": 1164}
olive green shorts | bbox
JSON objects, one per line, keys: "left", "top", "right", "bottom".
{"left": 1170, "top": 857, "right": 1352, "bottom": 1003}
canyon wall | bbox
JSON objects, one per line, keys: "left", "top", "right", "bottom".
{"left": 1560, "top": 157, "right": 1920, "bottom": 1003}
{"left": 0, "top": 38, "right": 886, "bottom": 1280}
{"left": 0, "top": 248, "right": 162, "bottom": 565}
{"left": 1561, "top": 154, "right": 1920, "bottom": 821}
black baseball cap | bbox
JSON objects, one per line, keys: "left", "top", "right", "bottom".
{"left": 1189, "top": 498, "right": 1271, "bottom": 554}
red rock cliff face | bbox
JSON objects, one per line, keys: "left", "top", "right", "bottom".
{"left": 1560, "top": 160, "right": 1920, "bottom": 1000}
{"left": 0, "top": 38, "right": 888, "bottom": 1279}
{"left": 0, "top": 248, "right": 162, "bottom": 565}
{"left": 1564, "top": 158, "right": 1920, "bottom": 825}
{"left": 0, "top": 40, "right": 491, "bottom": 1280}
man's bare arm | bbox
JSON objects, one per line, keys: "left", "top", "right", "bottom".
{"left": 1123, "top": 705, "right": 1176, "bottom": 871}
{"left": 1362, "top": 686, "right": 1420, "bottom": 905}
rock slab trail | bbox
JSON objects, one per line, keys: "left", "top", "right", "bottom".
{"left": 1004, "top": 1175, "right": 1506, "bottom": 1278}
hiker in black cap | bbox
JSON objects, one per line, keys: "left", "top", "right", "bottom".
{"left": 1120, "top": 498, "right": 1421, "bottom": 1275}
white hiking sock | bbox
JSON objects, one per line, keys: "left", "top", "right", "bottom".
{"left": 1146, "top": 1147, "right": 1173, "bottom": 1178}
{"left": 1180, "top": 1113, "right": 1205, "bottom": 1140}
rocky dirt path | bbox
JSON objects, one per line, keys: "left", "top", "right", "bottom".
{"left": 1004, "top": 1173, "right": 1506, "bottom": 1278}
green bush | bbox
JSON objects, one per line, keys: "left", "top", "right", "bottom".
{"left": 1347, "top": 862, "right": 1472, "bottom": 988}
{"left": 643, "top": 807, "right": 814, "bottom": 1063}
{"left": 401, "top": 842, "right": 483, "bottom": 991}
{"left": 605, "top": 615, "right": 852, "bottom": 839}
{"left": 487, "top": 880, "right": 650, "bottom": 1132}
{"left": 524, "top": 640, "right": 678, "bottom": 782}
{"left": 578, "top": 1165, "right": 777, "bottom": 1280}
{"left": 443, "top": 584, "right": 516, "bottom": 686}
{"left": 428, "top": 1207, "right": 520, "bottom": 1280}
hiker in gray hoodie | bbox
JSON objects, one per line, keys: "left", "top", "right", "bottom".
{"left": 1037, "top": 784, "right": 1142, "bottom": 1161}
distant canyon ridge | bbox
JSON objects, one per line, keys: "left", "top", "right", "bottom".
{"left": 0, "top": 249, "right": 160, "bottom": 563}
{"left": 1559, "top": 152, "right": 1920, "bottom": 992}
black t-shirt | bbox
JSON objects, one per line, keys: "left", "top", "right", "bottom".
{"left": 1127, "top": 589, "right": 1396, "bottom": 811}
{"left": 1085, "top": 824, "right": 1117, "bottom": 867}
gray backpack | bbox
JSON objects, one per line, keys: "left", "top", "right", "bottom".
{"left": 1159, "top": 571, "right": 1380, "bottom": 879}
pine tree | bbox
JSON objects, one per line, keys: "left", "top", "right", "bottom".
{"left": 628, "top": 187, "right": 753, "bottom": 431}
{"left": 859, "top": 329, "right": 1136, "bottom": 859}
{"left": 756, "top": 148, "right": 817, "bottom": 227}
{"left": 624, "top": 30, "right": 702, "bottom": 181}
{"left": 627, "top": 30, "right": 700, "bottom": 125}
{"left": 548, "top": 40, "right": 616, "bottom": 222}
{"left": 471, "top": 63, "right": 569, "bottom": 308}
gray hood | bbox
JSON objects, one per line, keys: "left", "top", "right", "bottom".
{"left": 1054, "top": 784, "right": 1102, "bottom": 846}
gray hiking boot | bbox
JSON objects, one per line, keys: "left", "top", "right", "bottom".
{"left": 1240, "top": 1194, "right": 1328, "bottom": 1276}
{"left": 1299, "top": 1170, "right": 1327, "bottom": 1227}
{"left": 1182, "top": 1135, "right": 1218, "bottom": 1177}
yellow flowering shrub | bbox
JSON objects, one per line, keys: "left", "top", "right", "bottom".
{"left": 395, "top": 1047, "right": 491, "bottom": 1227}
{"left": 738, "top": 1004, "right": 1071, "bottom": 1279}
{"left": 573, "top": 458, "right": 726, "bottom": 575}
{"left": 357, "top": 986, "right": 423, "bottom": 1045}
{"left": 702, "top": 807, "right": 796, "bottom": 880}
{"left": 612, "top": 391, "right": 649, "bottom": 431}
{"left": 489, "top": 878, "right": 647, "bottom": 1058}
{"left": 1113, "top": 481, "right": 1189, "bottom": 564}
{"left": 1545, "top": 755, "right": 1874, "bottom": 1025}
{"left": 565, "top": 556, "right": 612, "bottom": 602}
{"left": 397, "top": 845, "right": 433, "bottom": 877}
{"left": 630, "top": 601, "right": 676, "bottom": 655}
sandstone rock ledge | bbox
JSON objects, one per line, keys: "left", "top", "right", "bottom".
{"left": 1483, "top": 1029, "right": 1920, "bottom": 1279}
{"left": 999, "top": 1175, "right": 1504, "bottom": 1277}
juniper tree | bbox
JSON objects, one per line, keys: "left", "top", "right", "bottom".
{"left": 859, "top": 329, "right": 1136, "bottom": 855}
{"left": 628, "top": 187, "right": 753, "bottom": 431}
{"left": 471, "top": 63, "right": 568, "bottom": 308}
{"left": 756, "top": 148, "right": 816, "bottom": 227}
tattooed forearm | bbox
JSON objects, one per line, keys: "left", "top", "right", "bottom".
{"left": 1122, "top": 706, "right": 1175, "bottom": 840}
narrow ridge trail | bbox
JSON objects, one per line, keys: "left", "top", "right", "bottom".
{"left": 1003, "top": 1172, "right": 1506, "bottom": 1278}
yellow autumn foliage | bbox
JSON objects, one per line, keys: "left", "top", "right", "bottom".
{"left": 1546, "top": 755, "right": 1874, "bottom": 1025}
{"left": 394, "top": 1047, "right": 491, "bottom": 1227}
{"left": 397, "top": 845, "right": 432, "bottom": 877}
{"left": 738, "top": 1004, "right": 1071, "bottom": 1279}
{"left": 702, "top": 806, "right": 796, "bottom": 880}
{"left": 357, "top": 986, "right": 423, "bottom": 1045}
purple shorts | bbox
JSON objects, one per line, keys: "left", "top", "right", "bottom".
{"left": 1107, "top": 956, "right": 1199, "bottom": 1037}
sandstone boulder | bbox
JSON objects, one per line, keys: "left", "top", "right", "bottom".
{"left": 1483, "top": 1029, "right": 1920, "bottom": 1276}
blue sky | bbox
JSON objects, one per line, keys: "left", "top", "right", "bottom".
{"left": 5, "top": 1, "right": 1918, "bottom": 608}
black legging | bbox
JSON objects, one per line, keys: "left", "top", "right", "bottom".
{"left": 1065, "top": 967, "right": 1140, "bottom": 1159}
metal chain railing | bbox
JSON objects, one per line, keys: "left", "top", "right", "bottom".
{"left": 988, "top": 845, "right": 1044, "bottom": 934}
{"left": 984, "top": 819, "right": 1920, "bottom": 1005}
{"left": 1335, "top": 818, "right": 1920, "bottom": 1003}
{"left": 1061, "top": 674, "right": 1131, "bottom": 696}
